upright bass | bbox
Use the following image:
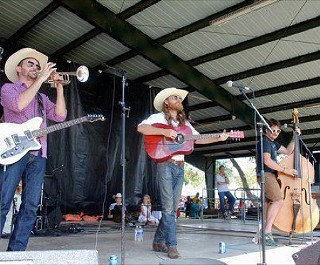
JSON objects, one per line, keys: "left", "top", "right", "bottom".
{"left": 273, "top": 109, "right": 319, "bottom": 238}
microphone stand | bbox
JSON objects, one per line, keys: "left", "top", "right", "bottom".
{"left": 298, "top": 135, "right": 317, "bottom": 243}
{"left": 119, "top": 68, "right": 130, "bottom": 265}
{"left": 101, "top": 65, "right": 130, "bottom": 265}
{"left": 239, "top": 87, "right": 272, "bottom": 265}
{"left": 298, "top": 135, "right": 317, "bottom": 164}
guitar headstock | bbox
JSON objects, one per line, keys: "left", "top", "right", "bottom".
{"left": 228, "top": 130, "right": 244, "bottom": 140}
{"left": 86, "top": 114, "right": 105, "bottom": 122}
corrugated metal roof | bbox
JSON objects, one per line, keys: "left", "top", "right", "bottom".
{"left": 0, "top": 0, "right": 52, "bottom": 39}
{"left": 97, "top": 0, "right": 141, "bottom": 14}
{"left": 127, "top": 0, "right": 240, "bottom": 39}
{"left": 112, "top": 55, "right": 161, "bottom": 79}
{"left": 20, "top": 7, "right": 94, "bottom": 54}
{"left": 1, "top": 0, "right": 320, "bottom": 159}
{"left": 66, "top": 33, "right": 131, "bottom": 68}
{"left": 250, "top": 84, "right": 320, "bottom": 109}
{"left": 145, "top": 74, "right": 187, "bottom": 89}
{"left": 191, "top": 106, "right": 230, "bottom": 120}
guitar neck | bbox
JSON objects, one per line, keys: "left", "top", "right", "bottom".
{"left": 33, "top": 116, "right": 89, "bottom": 137}
{"left": 184, "top": 133, "right": 221, "bottom": 141}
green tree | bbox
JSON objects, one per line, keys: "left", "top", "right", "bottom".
{"left": 184, "top": 163, "right": 204, "bottom": 188}
{"left": 216, "top": 157, "right": 259, "bottom": 205}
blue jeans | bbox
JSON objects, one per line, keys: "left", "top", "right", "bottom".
{"left": 218, "top": 191, "right": 236, "bottom": 215}
{"left": 153, "top": 161, "right": 184, "bottom": 249}
{"left": 0, "top": 153, "right": 46, "bottom": 251}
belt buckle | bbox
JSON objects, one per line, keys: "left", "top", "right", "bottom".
{"left": 171, "top": 160, "right": 184, "bottom": 167}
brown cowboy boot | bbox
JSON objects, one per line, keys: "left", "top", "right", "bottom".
{"left": 168, "top": 247, "right": 180, "bottom": 259}
{"left": 152, "top": 243, "right": 169, "bottom": 253}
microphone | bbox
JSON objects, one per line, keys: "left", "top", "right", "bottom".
{"left": 283, "top": 123, "right": 296, "bottom": 129}
{"left": 101, "top": 63, "right": 116, "bottom": 70}
{"left": 226, "top": 80, "right": 250, "bottom": 91}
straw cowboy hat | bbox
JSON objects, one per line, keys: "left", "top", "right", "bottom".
{"left": 153, "top": 87, "right": 189, "bottom": 112}
{"left": 4, "top": 48, "right": 48, "bottom": 83}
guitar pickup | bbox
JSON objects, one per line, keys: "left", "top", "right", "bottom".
{"left": 12, "top": 134, "right": 21, "bottom": 144}
{"left": 24, "top": 130, "right": 34, "bottom": 141}
{"left": 4, "top": 136, "right": 14, "bottom": 148}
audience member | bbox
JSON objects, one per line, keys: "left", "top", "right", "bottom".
{"left": 190, "top": 192, "right": 202, "bottom": 218}
{"left": 138, "top": 194, "right": 159, "bottom": 225}
{"left": 184, "top": 196, "right": 192, "bottom": 218}
{"left": 215, "top": 165, "right": 236, "bottom": 219}
{"left": 108, "top": 193, "right": 123, "bottom": 223}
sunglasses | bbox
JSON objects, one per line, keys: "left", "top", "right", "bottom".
{"left": 170, "top": 95, "right": 183, "bottom": 101}
{"left": 272, "top": 129, "right": 281, "bottom": 134}
{"left": 26, "top": 61, "right": 41, "bottom": 71}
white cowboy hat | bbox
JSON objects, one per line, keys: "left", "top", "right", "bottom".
{"left": 114, "top": 193, "right": 122, "bottom": 198}
{"left": 4, "top": 48, "right": 48, "bottom": 83}
{"left": 153, "top": 87, "right": 189, "bottom": 112}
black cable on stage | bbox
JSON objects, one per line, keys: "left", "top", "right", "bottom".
{"left": 94, "top": 71, "right": 117, "bottom": 250}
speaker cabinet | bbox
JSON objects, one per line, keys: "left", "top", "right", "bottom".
{"left": 292, "top": 241, "right": 320, "bottom": 265}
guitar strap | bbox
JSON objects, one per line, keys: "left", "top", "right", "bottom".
{"left": 36, "top": 93, "right": 45, "bottom": 156}
{"left": 36, "top": 93, "right": 44, "bottom": 118}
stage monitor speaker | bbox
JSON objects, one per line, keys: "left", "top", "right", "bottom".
{"left": 292, "top": 241, "right": 320, "bottom": 265}
{"left": 0, "top": 249, "right": 98, "bottom": 265}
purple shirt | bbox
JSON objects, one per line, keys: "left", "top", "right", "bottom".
{"left": 1, "top": 81, "right": 67, "bottom": 158}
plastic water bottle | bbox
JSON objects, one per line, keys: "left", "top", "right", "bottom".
{"left": 109, "top": 255, "right": 118, "bottom": 265}
{"left": 135, "top": 226, "right": 143, "bottom": 242}
{"left": 219, "top": 241, "right": 226, "bottom": 254}
{"left": 138, "top": 226, "right": 144, "bottom": 242}
{"left": 134, "top": 226, "right": 139, "bottom": 241}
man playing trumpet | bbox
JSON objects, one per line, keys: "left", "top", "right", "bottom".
{"left": 0, "top": 48, "right": 67, "bottom": 251}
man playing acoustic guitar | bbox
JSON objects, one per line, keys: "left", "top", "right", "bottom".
{"left": 0, "top": 48, "right": 67, "bottom": 251}
{"left": 137, "top": 87, "right": 229, "bottom": 259}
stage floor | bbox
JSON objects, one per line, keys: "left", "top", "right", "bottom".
{"left": 1, "top": 216, "right": 319, "bottom": 264}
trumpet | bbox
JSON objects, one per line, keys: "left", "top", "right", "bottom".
{"left": 43, "top": 65, "right": 89, "bottom": 86}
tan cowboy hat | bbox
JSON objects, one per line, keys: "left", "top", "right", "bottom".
{"left": 4, "top": 48, "right": 48, "bottom": 82}
{"left": 153, "top": 87, "right": 188, "bottom": 112}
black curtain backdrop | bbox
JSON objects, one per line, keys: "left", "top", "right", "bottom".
{"left": 45, "top": 62, "right": 160, "bottom": 215}
{"left": 0, "top": 48, "right": 200, "bottom": 217}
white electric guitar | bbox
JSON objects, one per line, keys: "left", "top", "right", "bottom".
{"left": 0, "top": 114, "right": 105, "bottom": 165}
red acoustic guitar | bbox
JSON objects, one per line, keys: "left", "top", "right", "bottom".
{"left": 144, "top": 123, "right": 244, "bottom": 162}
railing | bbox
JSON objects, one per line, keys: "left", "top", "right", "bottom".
{"left": 198, "top": 188, "right": 261, "bottom": 222}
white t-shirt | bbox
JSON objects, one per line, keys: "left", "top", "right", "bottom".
{"left": 215, "top": 174, "right": 230, "bottom": 193}
{"left": 109, "top": 202, "right": 122, "bottom": 211}
{"left": 139, "top": 112, "right": 199, "bottom": 161}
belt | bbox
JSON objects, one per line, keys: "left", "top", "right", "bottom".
{"left": 168, "top": 159, "right": 184, "bottom": 167}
